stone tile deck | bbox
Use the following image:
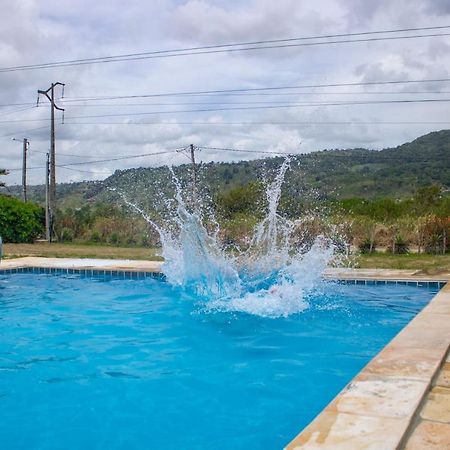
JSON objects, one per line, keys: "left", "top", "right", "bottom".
{"left": 0, "top": 256, "right": 162, "bottom": 272}
{"left": 403, "top": 351, "right": 450, "bottom": 449}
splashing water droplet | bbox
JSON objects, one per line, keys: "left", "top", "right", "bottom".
{"left": 112, "top": 158, "right": 338, "bottom": 318}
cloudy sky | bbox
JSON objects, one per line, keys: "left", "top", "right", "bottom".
{"left": 1, "top": 0, "right": 450, "bottom": 185}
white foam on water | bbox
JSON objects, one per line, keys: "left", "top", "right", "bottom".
{"left": 114, "top": 158, "right": 337, "bottom": 318}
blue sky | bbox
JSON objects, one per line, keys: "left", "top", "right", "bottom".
{"left": 1, "top": 0, "right": 450, "bottom": 184}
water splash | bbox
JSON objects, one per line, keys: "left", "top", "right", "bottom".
{"left": 114, "top": 159, "right": 338, "bottom": 318}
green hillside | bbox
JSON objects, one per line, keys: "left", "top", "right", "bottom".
{"left": 3, "top": 130, "right": 450, "bottom": 207}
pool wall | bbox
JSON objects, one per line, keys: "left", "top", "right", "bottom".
{"left": 1, "top": 257, "right": 449, "bottom": 449}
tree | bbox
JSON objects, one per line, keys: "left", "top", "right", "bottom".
{"left": 216, "top": 182, "right": 264, "bottom": 219}
{"left": 0, "top": 195, "right": 44, "bottom": 243}
{"left": 0, "top": 168, "right": 7, "bottom": 187}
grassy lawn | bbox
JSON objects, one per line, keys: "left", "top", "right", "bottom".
{"left": 3, "top": 243, "right": 449, "bottom": 272}
{"left": 3, "top": 242, "right": 163, "bottom": 261}
{"left": 357, "top": 252, "right": 450, "bottom": 272}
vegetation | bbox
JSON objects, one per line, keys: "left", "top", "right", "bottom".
{"left": 0, "top": 131, "right": 448, "bottom": 265}
{"left": 3, "top": 242, "right": 162, "bottom": 260}
{"left": 0, "top": 195, "right": 44, "bottom": 243}
{"left": 357, "top": 253, "right": 450, "bottom": 271}
{"left": 3, "top": 130, "right": 450, "bottom": 205}
{"left": 54, "top": 203, "right": 158, "bottom": 247}
{"left": 333, "top": 186, "right": 450, "bottom": 255}
{"left": 0, "top": 168, "right": 7, "bottom": 188}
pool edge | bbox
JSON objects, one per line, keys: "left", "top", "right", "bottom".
{"left": 285, "top": 281, "right": 450, "bottom": 450}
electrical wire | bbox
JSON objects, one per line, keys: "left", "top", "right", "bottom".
{"left": 60, "top": 77, "right": 450, "bottom": 102}
{"left": 0, "top": 105, "right": 37, "bottom": 118}
{"left": 1, "top": 97, "right": 450, "bottom": 125}
{"left": 199, "top": 146, "right": 294, "bottom": 155}
{"left": 57, "top": 120, "right": 450, "bottom": 126}
{"left": 6, "top": 148, "right": 181, "bottom": 171}
{"left": 1, "top": 25, "right": 450, "bottom": 72}
{"left": 0, "top": 125, "right": 48, "bottom": 138}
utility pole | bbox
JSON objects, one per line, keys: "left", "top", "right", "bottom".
{"left": 190, "top": 144, "right": 198, "bottom": 207}
{"left": 37, "top": 82, "right": 65, "bottom": 241}
{"left": 12, "top": 137, "right": 29, "bottom": 202}
{"left": 45, "top": 153, "right": 51, "bottom": 241}
{"left": 22, "top": 138, "right": 28, "bottom": 202}
{"left": 177, "top": 144, "right": 200, "bottom": 211}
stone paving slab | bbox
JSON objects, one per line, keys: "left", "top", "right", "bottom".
{"left": 324, "top": 268, "right": 450, "bottom": 282}
{"left": 404, "top": 420, "right": 450, "bottom": 450}
{"left": 0, "top": 257, "right": 162, "bottom": 272}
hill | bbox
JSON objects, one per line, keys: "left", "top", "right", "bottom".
{"left": 2, "top": 130, "right": 450, "bottom": 208}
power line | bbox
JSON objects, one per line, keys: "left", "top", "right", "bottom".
{"left": 52, "top": 93, "right": 450, "bottom": 107}
{"left": 198, "top": 146, "right": 447, "bottom": 162}
{"left": 2, "top": 90, "right": 450, "bottom": 109}
{"left": 0, "top": 125, "right": 49, "bottom": 138}
{"left": 0, "top": 105, "right": 37, "bottom": 117}
{"left": 46, "top": 98, "right": 450, "bottom": 119}
{"left": 4, "top": 90, "right": 450, "bottom": 108}
{"left": 199, "top": 146, "right": 294, "bottom": 155}
{"left": 6, "top": 149, "right": 180, "bottom": 171}
{"left": 57, "top": 165, "right": 107, "bottom": 174}
{"left": 1, "top": 25, "right": 450, "bottom": 73}
{"left": 0, "top": 102, "right": 36, "bottom": 108}
{"left": 28, "top": 149, "right": 109, "bottom": 159}
{"left": 60, "top": 77, "right": 450, "bottom": 102}
{"left": 1, "top": 96, "right": 450, "bottom": 125}
{"left": 57, "top": 121, "right": 450, "bottom": 126}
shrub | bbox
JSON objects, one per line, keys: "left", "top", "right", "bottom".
{"left": 90, "top": 230, "right": 101, "bottom": 242}
{"left": 387, "top": 235, "right": 410, "bottom": 254}
{"left": 0, "top": 195, "right": 44, "bottom": 243}
{"left": 394, "top": 236, "right": 409, "bottom": 254}
{"left": 108, "top": 232, "right": 120, "bottom": 245}
{"left": 358, "top": 238, "right": 376, "bottom": 254}
{"left": 426, "top": 233, "right": 443, "bottom": 254}
{"left": 60, "top": 228, "right": 74, "bottom": 242}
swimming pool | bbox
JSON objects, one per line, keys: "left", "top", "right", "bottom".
{"left": 0, "top": 272, "right": 440, "bottom": 449}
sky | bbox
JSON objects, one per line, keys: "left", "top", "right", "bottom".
{"left": 1, "top": 0, "right": 450, "bottom": 185}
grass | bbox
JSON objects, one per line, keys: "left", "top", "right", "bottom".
{"left": 3, "top": 242, "right": 163, "bottom": 261}
{"left": 357, "top": 252, "right": 450, "bottom": 272}
{"left": 3, "top": 243, "right": 449, "bottom": 272}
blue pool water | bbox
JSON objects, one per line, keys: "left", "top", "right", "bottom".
{"left": 0, "top": 273, "right": 439, "bottom": 449}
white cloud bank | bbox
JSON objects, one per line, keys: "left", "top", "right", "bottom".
{"left": 0, "top": 0, "right": 449, "bottom": 184}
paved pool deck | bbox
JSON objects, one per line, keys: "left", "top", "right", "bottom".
{"left": 1, "top": 257, "right": 449, "bottom": 449}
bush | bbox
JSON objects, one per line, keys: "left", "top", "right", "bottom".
{"left": 358, "top": 238, "right": 376, "bottom": 254}
{"left": 387, "top": 235, "right": 410, "bottom": 254}
{"left": 394, "top": 236, "right": 409, "bottom": 254}
{"left": 60, "top": 228, "right": 74, "bottom": 242}
{"left": 108, "top": 232, "right": 120, "bottom": 245}
{"left": 0, "top": 195, "right": 44, "bottom": 243}
{"left": 90, "top": 230, "right": 101, "bottom": 242}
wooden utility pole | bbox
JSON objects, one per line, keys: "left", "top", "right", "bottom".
{"left": 22, "top": 138, "right": 28, "bottom": 202}
{"left": 177, "top": 144, "right": 200, "bottom": 211}
{"left": 37, "top": 82, "right": 65, "bottom": 240}
{"left": 45, "top": 153, "right": 51, "bottom": 241}
{"left": 190, "top": 144, "right": 198, "bottom": 206}
{"left": 12, "top": 137, "right": 29, "bottom": 202}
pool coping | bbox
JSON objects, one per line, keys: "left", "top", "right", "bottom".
{"left": 1, "top": 257, "right": 449, "bottom": 449}
{"left": 286, "top": 277, "right": 450, "bottom": 449}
